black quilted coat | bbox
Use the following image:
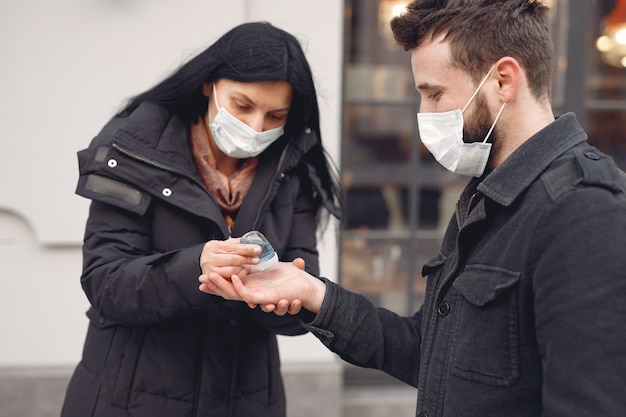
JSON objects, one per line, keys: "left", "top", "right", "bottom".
{"left": 61, "top": 102, "right": 334, "bottom": 417}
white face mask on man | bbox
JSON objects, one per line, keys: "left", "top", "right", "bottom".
{"left": 208, "top": 83, "right": 285, "bottom": 158}
{"left": 416, "top": 66, "right": 506, "bottom": 177}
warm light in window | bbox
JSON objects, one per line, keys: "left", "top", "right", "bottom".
{"left": 596, "top": 35, "right": 612, "bottom": 52}
{"left": 391, "top": 3, "right": 407, "bottom": 18}
{"left": 596, "top": 24, "right": 626, "bottom": 68}
{"left": 378, "top": 1, "right": 409, "bottom": 49}
{"left": 596, "top": 0, "right": 626, "bottom": 68}
{"left": 616, "top": 28, "right": 626, "bottom": 44}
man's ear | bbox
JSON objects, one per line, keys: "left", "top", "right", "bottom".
{"left": 493, "top": 57, "right": 520, "bottom": 103}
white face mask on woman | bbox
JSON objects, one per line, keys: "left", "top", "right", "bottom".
{"left": 208, "top": 83, "right": 285, "bottom": 158}
{"left": 416, "top": 66, "right": 506, "bottom": 177}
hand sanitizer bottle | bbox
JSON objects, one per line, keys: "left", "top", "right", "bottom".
{"left": 240, "top": 231, "right": 279, "bottom": 271}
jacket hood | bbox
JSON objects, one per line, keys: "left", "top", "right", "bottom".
{"left": 105, "top": 102, "right": 321, "bottom": 176}
{"left": 78, "top": 101, "right": 337, "bottom": 232}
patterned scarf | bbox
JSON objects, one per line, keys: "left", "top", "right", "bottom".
{"left": 189, "top": 118, "right": 259, "bottom": 232}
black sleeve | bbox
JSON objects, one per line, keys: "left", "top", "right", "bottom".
{"left": 80, "top": 201, "right": 218, "bottom": 326}
{"left": 304, "top": 279, "right": 424, "bottom": 387}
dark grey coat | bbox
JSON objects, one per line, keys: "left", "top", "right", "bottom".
{"left": 62, "top": 102, "right": 333, "bottom": 417}
{"left": 306, "top": 113, "right": 626, "bottom": 417}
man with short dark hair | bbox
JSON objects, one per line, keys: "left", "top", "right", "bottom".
{"left": 201, "top": 1, "right": 626, "bottom": 416}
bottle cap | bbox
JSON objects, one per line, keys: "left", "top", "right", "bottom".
{"left": 240, "top": 231, "right": 278, "bottom": 271}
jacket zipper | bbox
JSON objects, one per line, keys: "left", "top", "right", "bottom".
{"left": 455, "top": 192, "right": 478, "bottom": 228}
{"left": 113, "top": 141, "right": 293, "bottom": 236}
{"left": 249, "top": 140, "right": 293, "bottom": 230}
{"left": 112, "top": 142, "right": 222, "bottom": 210}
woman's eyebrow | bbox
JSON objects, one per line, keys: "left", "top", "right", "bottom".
{"left": 231, "top": 92, "right": 290, "bottom": 112}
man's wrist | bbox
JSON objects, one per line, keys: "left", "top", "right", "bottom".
{"left": 304, "top": 275, "right": 327, "bottom": 314}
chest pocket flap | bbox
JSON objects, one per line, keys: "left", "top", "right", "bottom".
{"left": 77, "top": 174, "right": 151, "bottom": 216}
{"left": 453, "top": 265, "right": 520, "bottom": 306}
{"left": 76, "top": 146, "right": 152, "bottom": 215}
{"left": 422, "top": 253, "right": 447, "bottom": 277}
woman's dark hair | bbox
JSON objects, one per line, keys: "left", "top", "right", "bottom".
{"left": 120, "top": 21, "right": 342, "bottom": 224}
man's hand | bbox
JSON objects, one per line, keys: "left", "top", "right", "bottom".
{"left": 199, "top": 258, "right": 313, "bottom": 315}
{"left": 230, "top": 258, "right": 326, "bottom": 314}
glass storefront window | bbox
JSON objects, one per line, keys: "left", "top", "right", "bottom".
{"left": 341, "top": 0, "right": 468, "bottom": 316}
{"left": 586, "top": 0, "right": 626, "bottom": 170}
{"left": 343, "top": 0, "right": 417, "bottom": 316}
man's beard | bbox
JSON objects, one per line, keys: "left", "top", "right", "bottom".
{"left": 463, "top": 92, "right": 498, "bottom": 145}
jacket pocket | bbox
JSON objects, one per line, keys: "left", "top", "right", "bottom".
{"left": 451, "top": 265, "right": 520, "bottom": 387}
{"left": 61, "top": 363, "right": 102, "bottom": 417}
{"left": 110, "top": 327, "right": 146, "bottom": 408}
{"left": 422, "top": 252, "right": 447, "bottom": 277}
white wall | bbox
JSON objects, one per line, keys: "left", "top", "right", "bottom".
{"left": 0, "top": 0, "right": 343, "bottom": 368}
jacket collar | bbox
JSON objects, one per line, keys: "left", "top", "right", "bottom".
{"left": 114, "top": 102, "right": 319, "bottom": 167}
{"left": 476, "top": 112, "right": 587, "bottom": 207}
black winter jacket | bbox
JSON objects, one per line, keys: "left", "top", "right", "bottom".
{"left": 62, "top": 102, "right": 333, "bottom": 417}
{"left": 305, "top": 113, "right": 626, "bottom": 416}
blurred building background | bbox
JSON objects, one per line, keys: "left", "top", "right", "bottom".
{"left": 1, "top": 0, "right": 624, "bottom": 416}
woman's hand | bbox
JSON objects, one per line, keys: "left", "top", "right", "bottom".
{"left": 200, "top": 258, "right": 325, "bottom": 315}
{"left": 199, "top": 238, "right": 260, "bottom": 279}
{"left": 199, "top": 258, "right": 320, "bottom": 315}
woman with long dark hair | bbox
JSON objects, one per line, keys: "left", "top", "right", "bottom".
{"left": 62, "top": 21, "right": 341, "bottom": 417}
